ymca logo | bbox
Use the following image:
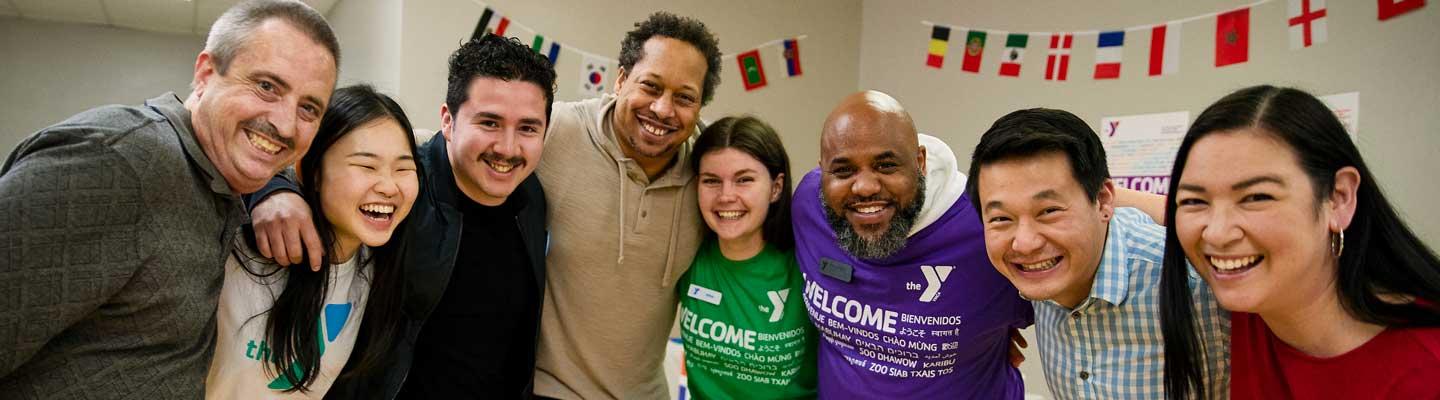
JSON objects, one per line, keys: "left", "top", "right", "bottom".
{"left": 765, "top": 289, "right": 789, "bottom": 322}
{"left": 916, "top": 265, "right": 954, "bottom": 302}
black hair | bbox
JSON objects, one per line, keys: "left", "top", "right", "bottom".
{"left": 446, "top": 34, "right": 558, "bottom": 124}
{"left": 1160, "top": 85, "right": 1440, "bottom": 399}
{"left": 965, "top": 108, "right": 1110, "bottom": 213}
{"left": 692, "top": 116, "right": 794, "bottom": 251}
{"left": 250, "top": 84, "right": 419, "bottom": 391}
{"left": 618, "top": 11, "right": 723, "bottom": 106}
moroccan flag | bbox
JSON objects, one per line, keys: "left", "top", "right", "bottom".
{"left": 1216, "top": 8, "right": 1249, "bottom": 67}
{"left": 1289, "top": 0, "right": 1329, "bottom": 49}
{"left": 783, "top": 39, "right": 802, "bottom": 77}
{"left": 531, "top": 35, "right": 560, "bottom": 64}
{"left": 998, "top": 33, "right": 1027, "bottom": 77}
{"left": 1378, "top": 0, "right": 1425, "bottom": 20}
{"left": 1093, "top": 30, "right": 1124, "bottom": 79}
{"left": 961, "top": 30, "right": 987, "bottom": 73}
{"left": 737, "top": 49, "right": 767, "bottom": 91}
{"left": 1149, "top": 23, "right": 1181, "bottom": 76}
{"left": 471, "top": 7, "right": 510, "bottom": 40}
{"left": 926, "top": 26, "right": 950, "bottom": 68}
{"left": 1045, "top": 33, "right": 1073, "bottom": 81}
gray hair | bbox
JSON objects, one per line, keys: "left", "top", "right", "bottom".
{"left": 204, "top": 0, "right": 340, "bottom": 75}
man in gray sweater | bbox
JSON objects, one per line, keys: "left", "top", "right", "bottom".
{"left": 0, "top": 1, "right": 338, "bottom": 398}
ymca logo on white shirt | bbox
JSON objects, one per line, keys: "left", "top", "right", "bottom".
{"left": 918, "top": 265, "right": 954, "bottom": 302}
{"left": 765, "top": 289, "right": 789, "bottom": 322}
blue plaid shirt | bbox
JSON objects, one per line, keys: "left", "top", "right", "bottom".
{"left": 1033, "top": 207, "right": 1230, "bottom": 399}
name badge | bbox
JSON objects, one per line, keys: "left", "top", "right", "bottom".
{"left": 687, "top": 284, "right": 723, "bottom": 305}
{"left": 820, "top": 257, "right": 853, "bottom": 283}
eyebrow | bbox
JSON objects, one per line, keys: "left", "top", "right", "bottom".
{"left": 1177, "top": 175, "right": 1285, "bottom": 193}
{"left": 982, "top": 189, "right": 1062, "bottom": 213}
{"left": 640, "top": 72, "right": 700, "bottom": 94}
{"left": 255, "top": 71, "right": 324, "bottom": 109}
{"left": 472, "top": 112, "right": 545, "bottom": 127}
{"left": 348, "top": 152, "right": 416, "bottom": 161}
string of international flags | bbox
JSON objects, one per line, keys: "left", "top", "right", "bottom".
{"left": 468, "top": 0, "right": 807, "bottom": 97}
{"left": 922, "top": 0, "right": 1426, "bottom": 81}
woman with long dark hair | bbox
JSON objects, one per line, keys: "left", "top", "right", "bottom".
{"left": 1160, "top": 85, "right": 1440, "bottom": 399}
{"left": 206, "top": 84, "right": 420, "bottom": 398}
{"left": 676, "top": 116, "right": 817, "bottom": 399}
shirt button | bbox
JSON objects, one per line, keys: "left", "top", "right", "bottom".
{"left": 1070, "top": 311, "right": 1082, "bottom": 319}
{"left": 1079, "top": 371, "right": 1090, "bottom": 380}
{"left": 641, "top": 210, "right": 648, "bottom": 218}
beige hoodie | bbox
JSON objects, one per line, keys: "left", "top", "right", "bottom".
{"left": 533, "top": 95, "right": 705, "bottom": 399}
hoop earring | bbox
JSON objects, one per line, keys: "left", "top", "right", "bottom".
{"left": 1331, "top": 230, "right": 1345, "bottom": 259}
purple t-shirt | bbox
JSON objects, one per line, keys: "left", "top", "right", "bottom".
{"left": 792, "top": 168, "right": 1033, "bottom": 399}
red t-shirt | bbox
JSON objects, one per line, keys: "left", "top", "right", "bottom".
{"left": 1231, "top": 311, "right": 1440, "bottom": 399}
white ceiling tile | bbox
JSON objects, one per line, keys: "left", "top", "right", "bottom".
{"left": 0, "top": 1, "right": 19, "bottom": 16}
{"left": 195, "top": 0, "right": 242, "bottom": 33}
{"left": 105, "top": 0, "right": 193, "bottom": 34}
{"left": 12, "top": 0, "right": 108, "bottom": 25}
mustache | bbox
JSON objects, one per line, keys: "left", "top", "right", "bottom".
{"left": 843, "top": 195, "right": 894, "bottom": 208}
{"left": 241, "top": 119, "right": 291, "bottom": 148}
{"left": 479, "top": 151, "right": 526, "bottom": 166}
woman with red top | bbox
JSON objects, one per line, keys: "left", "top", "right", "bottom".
{"left": 1158, "top": 85, "right": 1440, "bottom": 400}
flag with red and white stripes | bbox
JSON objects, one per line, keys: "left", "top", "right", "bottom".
{"left": 1045, "top": 33, "right": 1073, "bottom": 81}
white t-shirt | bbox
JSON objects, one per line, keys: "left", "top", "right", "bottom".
{"left": 206, "top": 246, "right": 371, "bottom": 399}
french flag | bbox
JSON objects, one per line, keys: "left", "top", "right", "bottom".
{"left": 1149, "top": 23, "right": 1181, "bottom": 77}
{"left": 1093, "top": 30, "right": 1124, "bottom": 80}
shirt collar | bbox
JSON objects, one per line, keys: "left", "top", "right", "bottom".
{"left": 147, "top": 92, "right": 233, "bottom": 196}
{"left": 1087, "top": 217, "right": 1135, "bottom": 307}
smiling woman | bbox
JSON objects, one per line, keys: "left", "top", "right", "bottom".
{"left": 1160, "top": 85, "right": 1440, "bottom": 400}
{"left": 207, "top": 84, "right": 421, "bottom": 399}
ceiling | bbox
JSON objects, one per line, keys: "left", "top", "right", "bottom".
{"left": 0, "top": 0, "right": 339, "bottom": 35}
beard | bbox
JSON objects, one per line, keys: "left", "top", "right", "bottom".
{"left": 822, "top": 173, "right": 926, "bottom": 260}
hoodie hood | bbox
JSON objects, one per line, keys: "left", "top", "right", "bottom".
{"left": 909, "top": 133, "right": 967, "bottom": 237}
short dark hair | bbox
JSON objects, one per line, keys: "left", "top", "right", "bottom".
{"left": 618, "top": 12, "right": 723, "bottom": 106}
{"left": 966, "top": 108, "right": 1110, "bottom": 212}
{"left": 692, "top": 116, "right": 795, "bottom": 251}
{"left": 446, "top": 34, "right": 558, "bottom": 124}
{"left": 206, "top": 0, "right": 339, "bottom": 76}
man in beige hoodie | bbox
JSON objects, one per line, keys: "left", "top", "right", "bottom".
{"left": 531, "top": 12, "right": 722, "bottom": 400}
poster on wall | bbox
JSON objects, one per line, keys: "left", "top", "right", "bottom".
{"left": 1099, "top": 111, "right": 1190, "bottom": 195}
{"left": 1320, "top": 91, "right": 1360, "bottom": 138}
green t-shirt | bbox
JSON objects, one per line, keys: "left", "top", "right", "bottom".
{"left": 677, "top": 240, "right": 818, "bottom": 399}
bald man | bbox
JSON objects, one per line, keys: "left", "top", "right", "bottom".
{"left": 792, "top": 91, "right": 1033, "bottom": 398}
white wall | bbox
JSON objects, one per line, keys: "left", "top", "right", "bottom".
{"left": 0, "top": 17, "right": 204, "bottom": 152}
{"left": 394, "top": 0, "right": 863, "bottom": 181}
{"left": 859, "top": 0, "right": 1440, "bottom": 242}
{"left": 327, "top": 0, "right": 402, "bottom": 93}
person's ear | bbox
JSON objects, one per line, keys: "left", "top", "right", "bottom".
{"left": 770, "top": 173, "right": 785, "bottom": 203}
{"left": 191, "top": 52, "right": 218, "bottom": 97}
{"left": 1097, "top": 179, "right": 1116, "bottom": 221}
{"left": 1328, "top": 167, "right": 1361, "bottom": 232}
{"left": 440, "top": 103, "right": 455, "bottom": 142}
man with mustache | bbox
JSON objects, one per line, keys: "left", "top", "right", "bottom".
{"left": 792, "top": 91, "right": 1034, "bottom": 398}
{"left": 0, "top": 0, "right": 338, "bottom": 397}
{"left": 247, "top": 35, "right": 557, "bottom": 398}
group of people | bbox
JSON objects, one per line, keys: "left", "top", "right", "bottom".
{"left": 2, "top": 0, "right": 1437, "bottom": 399}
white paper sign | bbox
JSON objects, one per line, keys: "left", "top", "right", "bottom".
{"left": 1319, "top": 91, "right": 1359, "bottom": 138}
{"left": 1099, "top": 111, "right": 1190, "bottom": 195}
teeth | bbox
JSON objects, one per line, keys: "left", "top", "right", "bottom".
{"left": 486, "top": 160, "right": 515, "bottom": 173}
{"left": 360, "top": 204, "right": 394, "bottom": 214}
{"left": 716, "top": 211, "right": 744, "bottom": 219}
{"left": 641, "top": 122, "right": 670, "bottom": 137}
{"left": 1019, "top": 258, "right": 1059, "bottom": 271}
{"left": 247, "top": 131, "right": 281, "bottom": 154}
{"left": 1209, "top": 255, "right": 1259, "bottom": 271}
{"left": 855, "top": 205, "right": 884, "bottom": 214}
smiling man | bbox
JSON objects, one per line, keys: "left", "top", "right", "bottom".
{"left": 791, "top": 91, "right": 1034, "bottom": 398}
{"left": 0, "top": 1, "right": 337, "bottom": 398}
{"left": 532, "top": 12, "right": 721, "bottom": 400}
{"left": 967, "top": 108, "right": 1230, "bottom": 399}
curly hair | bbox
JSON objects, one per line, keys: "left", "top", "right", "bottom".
{"left": 618, "top": 12, "right": 722, "bottom": 106}
{"left": 446, "top": 34, "right": 558, "bottom": 122}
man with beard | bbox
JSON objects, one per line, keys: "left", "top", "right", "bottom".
{"left": 791, "top": 91, "right": 1033, "bottom": 398}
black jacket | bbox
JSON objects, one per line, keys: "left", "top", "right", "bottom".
{"left": 249, "top": 133, "right": 548, "bottom": 399}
